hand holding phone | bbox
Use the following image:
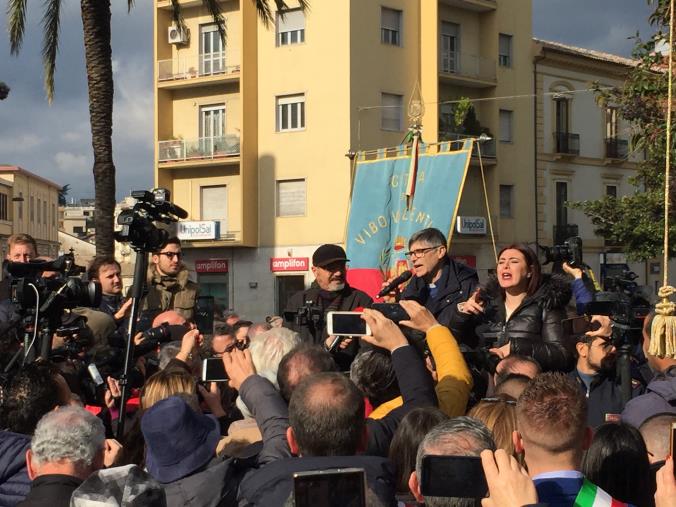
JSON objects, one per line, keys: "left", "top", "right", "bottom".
{"left": 327, "top": 312, "right": 371, "bottom": 337}
{"left": 420, "top": 455, "right": 487, "bottom": 499}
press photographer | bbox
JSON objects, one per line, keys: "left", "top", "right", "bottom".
{"left": 284, "top": 244, "right": 372, "bottom": 369}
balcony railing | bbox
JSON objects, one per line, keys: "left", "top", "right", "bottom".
{"left": 439, "top": 132, "right": 496, "bottom": 158}
{"left": 157, "top": 54, "right": 240, "bottom": 82}
{"left": 553, "top": 224, "right": 579, "bottom": 245}
{"left": 439, "top": 51, "right": 496, "bottom": 83}
{"left": 158, "top": 135, "right": 240, "bottom": 162}
{"left": 553, "top": 132, "right": 580, "bottom": 156}
{"left": 605, "top": 138, "right": 628, "bottom": 159}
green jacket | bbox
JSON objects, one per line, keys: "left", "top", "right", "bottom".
{"left": 143, "top": 266, "right": 199, "bottom": 321}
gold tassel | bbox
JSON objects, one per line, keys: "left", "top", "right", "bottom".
{"left": 650, "top": 285, "right": 676, "bottom": 358}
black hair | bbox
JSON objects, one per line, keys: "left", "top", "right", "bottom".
{"left": 0, "top": 362, "right": 62, "bottom": 435}
{"left": 388, "top": 407, "right": 448, "bottom": 494}
{"left": 408, "top": 228, "right": 447, "bottom": 249}
{"left": 277, "top": 344, "right": 337, "bottom": 402}
{"left": 581, "top": 422, "right": 653, "bottom": 507}
{"left": 349, "top": 349, "right": 399, "bottom": 407}
{"left": 154, "top": 237, "right": 181, "bottom": 254}
{"left": 288, "top": 372, "right": 364, "bottom": 457}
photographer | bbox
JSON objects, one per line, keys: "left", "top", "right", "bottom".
{"left": 451, "top": 244, "right": 573, "bottom": 373}
{"left": 142, "top": 237, "right": 198, "bottom": 321}
{"left": 284, "top": 244, "right": 371, "bottom": 369}
{"left": 87, "top": 257, "right": 131, "bottom": 325}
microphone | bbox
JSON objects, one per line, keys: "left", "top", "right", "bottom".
{"left": 376, "top": 270, "right": 413, "bottom": 299}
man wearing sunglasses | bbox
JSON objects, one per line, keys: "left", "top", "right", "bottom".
{"left": 398, "top": 228, "right": 478, "bottom": 342}
{"left": 142, "top": 237, "right": 198, "bottom": 321}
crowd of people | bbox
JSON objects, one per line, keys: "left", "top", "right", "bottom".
{"left": 0, "top": 229, "right": 674, "bottom": 506}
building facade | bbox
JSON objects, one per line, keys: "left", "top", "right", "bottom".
{"left": 59, "top": 203, "right": 96, "bottom": 240}
{"left": 153, "top": 0, "right": 533, "bottom": 319}
{"left": 533, "top": 40, "right": 655, "bottom": 289}
{"left": 0, "top": 166, "right": 60, "bottom": 259}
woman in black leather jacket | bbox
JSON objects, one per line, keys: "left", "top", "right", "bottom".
{"left": 451, "top": 244, "right": 573, "bottom": 372}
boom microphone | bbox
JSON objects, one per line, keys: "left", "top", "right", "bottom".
{"left": 376, "top": 270, "right": 413, "bottom": 299}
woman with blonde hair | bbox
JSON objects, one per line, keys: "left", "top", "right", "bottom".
{"left": 467, "top": 394, "right": 518, "bottom": 458}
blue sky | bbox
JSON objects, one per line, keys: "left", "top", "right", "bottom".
{"left": 0, "top": 0, "right": 655, "bottom": 201}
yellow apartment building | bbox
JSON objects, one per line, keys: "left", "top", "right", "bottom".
{"left": 0, "top": 166, "right": 60, "bottom": 259}
{"left": 153, "top": 0, "right": 535, "bottom": 319}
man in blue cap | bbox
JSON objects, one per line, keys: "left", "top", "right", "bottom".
{"left": 283, "top": 244, "right": 372, "bottom": 370}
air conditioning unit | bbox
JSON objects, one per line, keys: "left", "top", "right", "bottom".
{"left": 168, "top": 25, "right": 189, "bottom": 45}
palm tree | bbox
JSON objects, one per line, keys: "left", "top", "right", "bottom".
{"left": 7, "top": 0, "right": 308, "bottom": 256}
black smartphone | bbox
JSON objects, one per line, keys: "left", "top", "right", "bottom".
{"left": 327, "top": 312, "right": 371, "bottom": 336}
{"left": 194, "top": 296, "right": 215, "bottom": 335}
{"left": 371, "top": 303, "right": 410, "bottom": 323}
{"left": 420, "top": 455, "right": 487, "bottom": 499}
{"left": 670, "top": 422, "right": 676, "bottom": 478}
{"left": 201, "top": 358, "right": 228, "bottom": 382}
{"left": 293, "top": 468, "right": 366, "bottom": 507}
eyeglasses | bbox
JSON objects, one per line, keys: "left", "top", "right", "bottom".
{"left": 480, "top": 397, "right": 517, "bottom": 405}
{"left": 158, "top": 251, "right": 183, "bottom": 260}
{"left": 404, "top": 246, "right": 443, "bottom": 259}
{"left": 224, "top": 336, "right": 250, "bottom": 354}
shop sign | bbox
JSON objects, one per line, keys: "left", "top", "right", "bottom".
{"left": 451, "top": 255, "right": 477, "bottom": 268}
{"left": 177, "top": 221, "right": 218, "bottom": 240}
{"left": 195, "top": 258, "right": 229, "bottom": 273}
{"left": 456, "top": 216, "right": 487, "bottom": 235}
{"left": 270, "top": 257, "right": 309, "bottom": 272}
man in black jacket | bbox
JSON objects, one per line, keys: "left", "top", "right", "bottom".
{"left": 284, "top": 244, "right": 372, "bottom": 369}
{"left": 238, "top": 308, "right": 437, "bottom": 506}
{"left": 399, "top": 228, "right": 478, "bottom": 342}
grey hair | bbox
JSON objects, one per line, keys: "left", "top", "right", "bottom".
{"left": 158, "top": 341, "right": 182, "bottom": 370}
{"left": 415, "top": 417, "right": 495, "bottom": 507}
{"left": 31, "top": 405, "right": 105, "bottom": 469}
{"left": 408, "top": 228, "right": 447, "bottom": 249}
{"left": 249, "top": 327, "right": 301, "bottom": 376}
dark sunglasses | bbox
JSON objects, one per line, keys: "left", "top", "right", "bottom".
{"left": 224, "top": 336, "right": 250, "bottom": 354}
{"left": 158, "top": 251, "right": 183, "bottom": 260}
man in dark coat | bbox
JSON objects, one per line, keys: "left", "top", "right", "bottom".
{"left": 399, "top": 228, "right": 478, "bottom": 343}
{"left": 285, "top": 244, "right": 372, "bottom": 369}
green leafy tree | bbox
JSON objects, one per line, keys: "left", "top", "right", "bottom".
{"left": 7, "top": 0, "right": 308, "bottom": 256}
{"left": 570, "top": 0, "right": 675, "bottom": 261}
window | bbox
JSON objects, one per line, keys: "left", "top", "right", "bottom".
{"left": 276, "top": 179, "right": 306, "bottom": 217}
{"left": 200, "top": 24, "right": 225, "bottom": 75}
{"left": 52, "top": 204, "right": 55, "bottom": 226}
{"left": 606, "top": 185, "right": 618, "bottom": 198}
{"left": 555, "top": 97, "right": 569, "bottom": 134}
{"left": 0, "top": 193, "right": 7, "bottom": 221}
{"left": 37, "top": 198, "right": 41, "bottom": 224}
{"left": 440, "top": 22, "right": 459, "bottom": 73}
{"left": 499, "top": 185, "right": 513, "bottom": 218}
{"left": 381, "top": 7, "right": 402, "bottom": 46}
{"left": 556, "top": 181, "right": 568, "bottom": 226}
{"left": 200, "top": 104, "right": 226, "bottom": 155}
{"left": 499, "top": 33, "right": 512, "bottom": 67}
{"left": 18, "top": 192, "right": 22, "bottom": 220}
{"left": 499, "top": 109, "right": 513, "bottom": 143}
{"left": 201, "top": 185, "right": 228, "bottom": 232}
{"left": 73, "top": 226, "right": 84, "bottom": 235}
{"left": 30, "top": 196, "right": 34, "bottom": 222}
{"left": 43, "top": 201, "right": 47, "bottom": 226}
{"left": 276, "top": 9, "right": 305, "bottom": 46}
{"left": 276, "top": 94, "right": 305, "bottom": 131}
{"left": 381, "top": 93, "right": 403, "bottom": 131}
{"left": 605, "top": 107, "right": 618, "bottom": 139}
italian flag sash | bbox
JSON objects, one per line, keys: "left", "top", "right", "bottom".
{"left": 574, "top": 479, "right": 629, "bottom": 507}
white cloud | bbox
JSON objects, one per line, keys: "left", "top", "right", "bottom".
{"left": 0, "top": 134, "right": 41, "bottom": 154}
{"left": 54, "top": 152, "right": 90, "bottom": 174}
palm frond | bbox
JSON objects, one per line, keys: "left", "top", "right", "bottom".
{"left": 256, "top": 0, "right": 273, "bottom": 27}
{"left": 127, "top": 0, "right": 134, "bottom": 13}
{"left": 203, "top": 0, "right": 226, "bottom": 44}
{"left": 170, "top": 0, "right": 187, "bottom": 36}
{"left": 41, "top": 0, "right": 61, "bottom": 103}
{"left": 297, "top": 0, "right": 310, "bottom": 12}
{"left": 7, "top": 0, "right": 28, "bottom": 55}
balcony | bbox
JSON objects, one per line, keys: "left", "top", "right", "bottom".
{"left": 157, "top": 55, "right": 240, "bottom": 89}
{"left": 605, "top": 138, "right": 628, "bottom": 160}
{"left": 553, "top": 224, "right": 579, "bottom": 245}
{"left": 553, "top": 132, "right": 580, "bottom": 156}
{"left": 439, "top": 51, "right": 496, "bottom": 87}
{"left": 439, "top": 132, "right": 497, "bottom": 165}
{"left": 158, "top": 136, "right": 240, "bottom": 166}
{"left": 439, "top": 0, "right": 496, "bottom": 12}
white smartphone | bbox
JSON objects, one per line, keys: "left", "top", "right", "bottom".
{"left": 326, "top": 311, "right": 371, "bottom": 337}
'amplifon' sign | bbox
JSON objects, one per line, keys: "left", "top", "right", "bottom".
{"left": 195, "top": 259, "right": 229, "bottom": 273}
{"left": 270, "top": 257, "right": 309, "bottom": 272}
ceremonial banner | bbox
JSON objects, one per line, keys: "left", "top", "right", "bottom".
{"left": 345, "top": 140, "right": 473, "bottom": 298}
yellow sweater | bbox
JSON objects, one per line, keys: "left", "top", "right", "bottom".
{"left": 368, "top": 325, "right": 472, "bottom": 419}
